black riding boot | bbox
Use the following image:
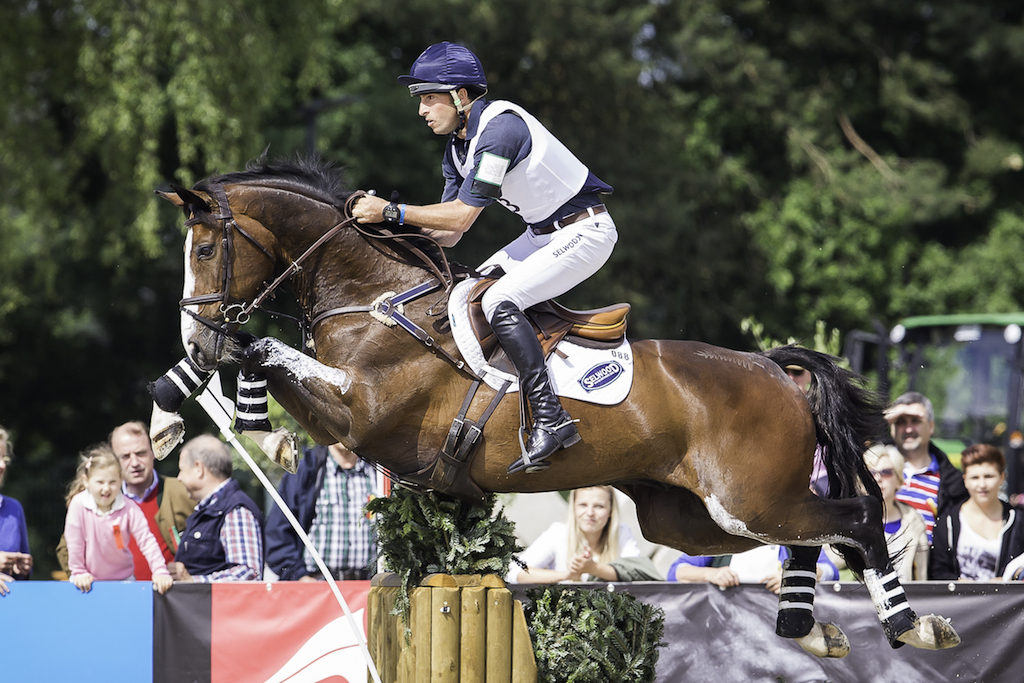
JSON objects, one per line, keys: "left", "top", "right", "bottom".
{"left": 489, "top": 301, "right": 581, "bottom": 473}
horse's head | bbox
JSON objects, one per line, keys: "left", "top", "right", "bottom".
{"left": 156, "top": 182, "right": 278, "bottom": 371}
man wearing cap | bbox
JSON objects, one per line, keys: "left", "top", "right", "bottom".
{"left": 352, "top": 41, "right": 618, "bottom": 475}
{"left": 885, "top": 392, "right": 968, "bottom": 542}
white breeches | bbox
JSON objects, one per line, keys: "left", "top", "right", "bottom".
{"left": 478, "top": 213, "right": 618, "bottom": 321}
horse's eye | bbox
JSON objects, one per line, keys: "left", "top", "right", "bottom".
{"left": 196, "top": 243, "right": 216, "bottom": 260}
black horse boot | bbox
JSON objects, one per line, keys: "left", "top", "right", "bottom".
{"left": 489, "top": 301, "right": 581, "bottom": 473}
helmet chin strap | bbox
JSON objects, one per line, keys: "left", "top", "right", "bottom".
{"left": 451, "top": 89, "right": 468, "bottom": 136}
{"left": 449, "top": 88, "right": 487, "bottom": 137}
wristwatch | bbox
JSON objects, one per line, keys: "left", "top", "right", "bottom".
{"left": 382, "top": 202, "right": 401, "bottom": 224}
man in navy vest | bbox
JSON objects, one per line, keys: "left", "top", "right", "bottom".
{"left": 167, "top": 435, "right": 264, "bottom": 582}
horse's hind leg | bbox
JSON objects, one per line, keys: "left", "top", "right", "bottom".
{"left": 865, "top": 564, "right": 960, "bottom": 650}
{"left": 778, "top": 545, "right": 850, "bottom": 658}
{"left": 783, "top": 494, "right": 959, "bottom": 651}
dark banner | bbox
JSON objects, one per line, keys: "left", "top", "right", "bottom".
{"left": 154, "top": 583, "right": 212, "bottom": 683}
{"left": 514, "top": 581, "right": 1024, "bottom": 682}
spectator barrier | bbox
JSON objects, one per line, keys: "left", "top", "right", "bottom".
{"left": 1, "top": 581, "right": 1019, "bottom": 681}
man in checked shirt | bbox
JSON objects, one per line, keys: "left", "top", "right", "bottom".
{"left": 265, "top": 443, "right": 379, "bottom": 581}
{"left": 167, "top": 435, "right": 264, "bottom": 582}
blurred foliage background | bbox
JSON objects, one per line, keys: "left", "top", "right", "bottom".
{"left": 3, "top": 0, "right": 1024, "bottom": 575}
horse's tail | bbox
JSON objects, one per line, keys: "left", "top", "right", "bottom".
{"left": 761, "top": 344, "right": 886, "bottom": 573}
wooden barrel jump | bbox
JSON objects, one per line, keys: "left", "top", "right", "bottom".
{"left": 367, "top": 573, "right": 536, "bottom": 683}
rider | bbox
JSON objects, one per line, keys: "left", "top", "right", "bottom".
{"left": 352, "top": 41, "right": 618, "bottom": 474}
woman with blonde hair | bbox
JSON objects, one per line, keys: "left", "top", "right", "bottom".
{"left": 508, "top": 485, "right": 640, "bottom": 583}
{"left": 864, "top": 443, "right": 929, "bottom": 580}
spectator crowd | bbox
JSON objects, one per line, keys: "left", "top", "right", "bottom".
{"left": 0, "top": 420, "right": 383, "bottom": 596}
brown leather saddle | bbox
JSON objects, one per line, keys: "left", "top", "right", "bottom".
{"left": 406, "top": 278, "right": 631, "bottom": 501}
{"left": 467, "top": 278, "right": 630, "bottom": 362}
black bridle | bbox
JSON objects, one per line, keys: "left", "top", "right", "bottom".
{"left": 178, "top": 183, "right": 363, "bottom": 360}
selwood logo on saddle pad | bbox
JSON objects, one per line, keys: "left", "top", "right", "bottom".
{"left": 448, "top": 278, "right": 634, "bottom": 406}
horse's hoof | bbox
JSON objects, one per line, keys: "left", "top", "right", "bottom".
{"left": 896, "top": 614, "right": 961, "bottom": 650}
{"left": 795, "top": 622, "right": 850, "bottom": 658}
{"left": 149, "top": 403, "right": 185, "bottom": 460}
{"left": 245, "top": 428, "right": 299, "bottom": 473}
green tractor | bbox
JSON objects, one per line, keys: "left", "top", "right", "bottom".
{"left": 845, "top": 313, "right": 1024, "bottom": 501}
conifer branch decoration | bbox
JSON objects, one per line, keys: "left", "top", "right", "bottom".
{"left": 524, "top": 585, "right": 666, "bottom": 683}
{"left": 366, "top": 487, "right": 523, "bottom": 626}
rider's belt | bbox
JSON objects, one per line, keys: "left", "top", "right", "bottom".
{"left": 529, "top": 204, "right": 607, "bottom": 235}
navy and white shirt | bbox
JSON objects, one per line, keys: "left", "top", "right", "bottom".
{"left": 440, "top": 98, "right": 612, "bottom": 228}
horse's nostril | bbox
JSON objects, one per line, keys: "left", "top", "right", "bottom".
{"left": 187, "top": 342, "right": 214, "bottom": 372}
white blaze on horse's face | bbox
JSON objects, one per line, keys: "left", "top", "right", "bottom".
{"left": 181, "top": 229, "right": 200, "bottom": 359}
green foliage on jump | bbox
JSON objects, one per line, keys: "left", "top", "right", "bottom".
{"left": 524, "top": 585, "right": 666, "bottom": 683}
{"left": 366, "top": 487, "right": 523, "bottom": 625}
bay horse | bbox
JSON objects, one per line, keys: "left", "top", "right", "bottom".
{"left": 155, "top": 158, "right": 958, "bottom": 657}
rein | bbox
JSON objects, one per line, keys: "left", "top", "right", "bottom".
{"left": 179, "top": 182, "right": 471, "bottom": 375}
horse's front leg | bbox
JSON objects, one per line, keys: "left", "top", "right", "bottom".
{"left": 240, "top": 337, "right": 360, "bottom": 451}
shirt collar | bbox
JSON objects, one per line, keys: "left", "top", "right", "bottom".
{"left": 328, "top": 455, "right": 371, "bottom": 477}
{"left": 83, "top": 491, "right": 127, "bottom": 516}
{"left": 461, "top": 97, "right": 489, "bottom": 142}
{"left": 122, "top": 471, "right": 159, "bottom": 502}
{"left": 196, "top": 478, "right": 231, "bottom": 511}
{"left": 904, "top": 453, "right": 940, "bottom": 476}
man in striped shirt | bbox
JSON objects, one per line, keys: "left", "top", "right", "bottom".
{"left": 885, "top": 392, "right": 968, "bottom": 543}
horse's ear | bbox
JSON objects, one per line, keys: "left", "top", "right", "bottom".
{"left": 154, "top": 188, "right": 185, "bottom": 207}
{"left": 155, "top": 184, "right": 211, "bottom": 215}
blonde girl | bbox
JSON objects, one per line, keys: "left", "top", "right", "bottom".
{"left": 510, "top": 485, "right": 640, "bottom": 583}
{"left": 64, "top": 445, "right": 172, "bottom": 594}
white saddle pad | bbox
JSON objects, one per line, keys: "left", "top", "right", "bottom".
{"left": 448, "top": 278, "right": 633, "bottom": 406}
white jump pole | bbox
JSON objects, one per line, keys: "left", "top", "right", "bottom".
{"left": 194, "top": 372, "right": 383, "bottom": 683}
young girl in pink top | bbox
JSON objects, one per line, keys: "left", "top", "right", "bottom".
{"left": 64, "top": 445, "right": 172, "bottom": 594}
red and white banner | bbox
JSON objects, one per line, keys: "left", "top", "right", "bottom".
{"left": 212, "top": 581, "right": 370, "bottom": 683}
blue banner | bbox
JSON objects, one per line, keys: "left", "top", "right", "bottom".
{"left": 0, "top": 582, "right": 153, "bottom": 682}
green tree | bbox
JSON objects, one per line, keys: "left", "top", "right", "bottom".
{"left": 5, "top": 0, "right": 1024, "bottom": 575}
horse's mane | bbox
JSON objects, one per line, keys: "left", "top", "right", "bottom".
{"left": 198, "top": 155, "right": 353, "bottom": 211}
{"left": 197, "top": 155, "right": 465, "bottom": 279}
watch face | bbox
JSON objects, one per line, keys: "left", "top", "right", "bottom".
{"left": 383, "top": 203, "right": 399, "bottom": 222}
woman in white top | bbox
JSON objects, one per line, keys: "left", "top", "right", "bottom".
{"left": 863, "top": 444, "right": 929, "bottom": 580}
{"left": 509, "top": 486, "right": 639, "bottom": 583}
{"left": 929, "top": 443, "right": 1024, "bottom": 580}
